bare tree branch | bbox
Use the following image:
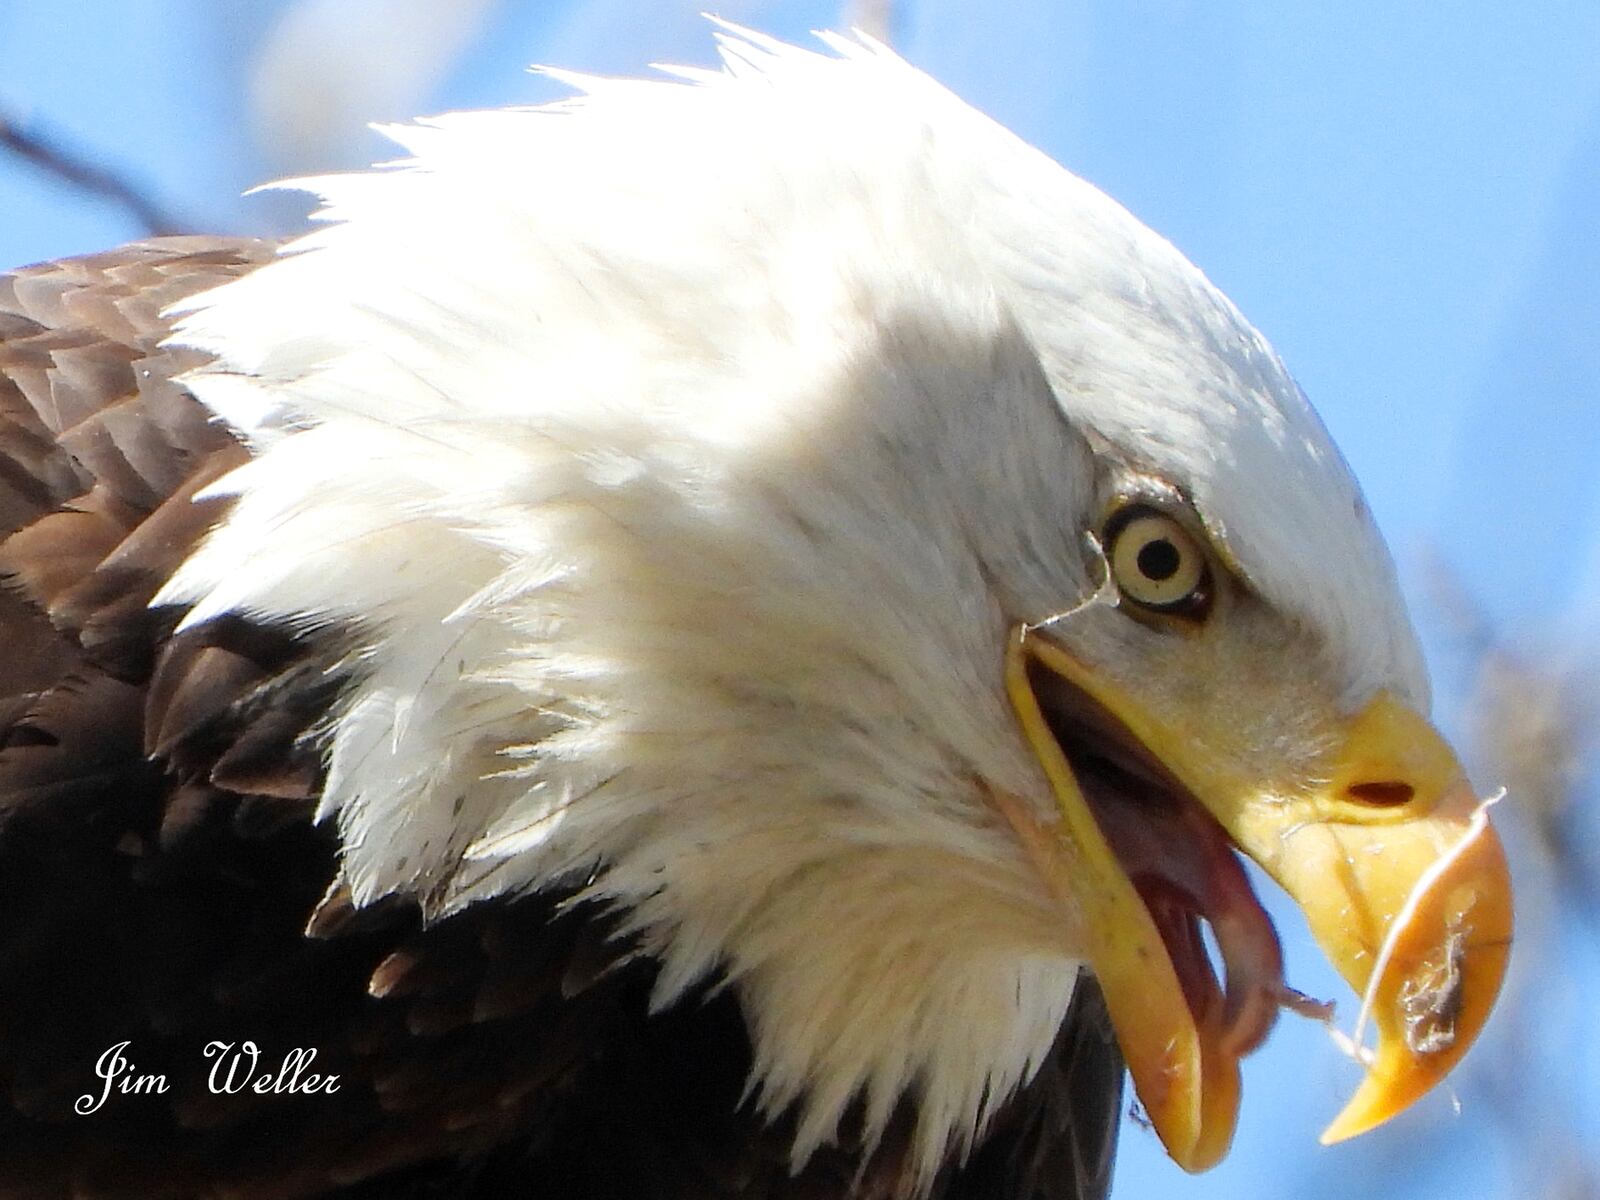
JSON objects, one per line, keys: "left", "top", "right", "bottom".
{"left": 1420, "top": 550, "right": 1600, "bottom": 1200}
{"left": 0, "top": 109, "right": 189, "bottom": 236}
{"left": 841, "top": 0, "right": 894, "bottom": 44}
{"left": 1423, "top": 554, "right": 1600, "bottom": 909}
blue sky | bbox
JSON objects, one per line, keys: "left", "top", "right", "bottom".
{"left": 3, "top": 3, "right": 1596, "bottom": 1197}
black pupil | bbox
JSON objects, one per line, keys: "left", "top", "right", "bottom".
{"left": 1136, "top": 538, "right": 1181, "bottom": 582}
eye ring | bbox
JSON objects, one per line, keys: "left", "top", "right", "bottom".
{"left": 1104, "top": 507, "right": 1211, "bottom": 619}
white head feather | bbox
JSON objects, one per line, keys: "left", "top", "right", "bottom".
{"left": 158, "top": 25, "right": 1426, "bottom": 1189}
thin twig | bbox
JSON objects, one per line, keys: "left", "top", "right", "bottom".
{"left": 0, "top": 109, "right": 189, "bottom": 235}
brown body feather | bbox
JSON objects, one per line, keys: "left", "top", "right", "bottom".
{"left": 0, "top": 239, "right": 1123, "bottom": 1199}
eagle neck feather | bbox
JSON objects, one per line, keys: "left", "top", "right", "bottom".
{"left": 159, "top": 185, "right": 1096, "bottom": 1189}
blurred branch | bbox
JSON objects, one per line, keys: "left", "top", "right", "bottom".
{"left": 1421, "top": 553, "right": 1600, "bottom": 1200}
{"left": 1423, "top": 554, "right": 1600, "bottom": 915}
{"left": 841, "top": 0, "right": 895, "bottom": 44}
{"left": 0, "top": 109, "right": 189, "bottom": 236}
{"left": 1470, "top": 656, "right": 1600, "bottom": 911}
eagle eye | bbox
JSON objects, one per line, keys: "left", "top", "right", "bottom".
{"left": 1106, "top": 508, "right": 1210, "bottom": 618}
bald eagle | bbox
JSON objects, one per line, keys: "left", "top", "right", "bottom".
{"left": 0, "top": 26, "right": 1510, "bottom": 1200}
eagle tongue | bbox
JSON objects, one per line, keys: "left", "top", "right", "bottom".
{"left": 1199, "top": 827, "right": 1285, "bottom": 1058}
{"left": 1078, "top": 766, "right": 1285, "bottom": 1058}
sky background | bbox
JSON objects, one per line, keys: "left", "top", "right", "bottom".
{"left": 2, "top": 3, "right": 1597, "bottom": 1197}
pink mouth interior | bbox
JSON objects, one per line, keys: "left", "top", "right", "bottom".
{"left": 1028, "top": 661, "right": 1288, "bottom": 1057}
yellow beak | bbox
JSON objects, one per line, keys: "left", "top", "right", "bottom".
{"left": 996, "top": 627, "right": 1513, "bottom": 1171}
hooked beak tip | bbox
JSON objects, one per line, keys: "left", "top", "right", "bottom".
{"left": 1317, "top": 789, "right": 1513, "bottom": 1144}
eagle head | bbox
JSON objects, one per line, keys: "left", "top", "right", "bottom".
{"left": 158, "top": 24, "right": 1512, "bottom": 1191}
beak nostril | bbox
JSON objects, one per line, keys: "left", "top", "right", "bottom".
{"left": 1346, "top": 781, "right": 1415, "bottom": 807}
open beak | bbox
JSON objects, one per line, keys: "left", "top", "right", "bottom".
{"left": 993, "top": 626, "right": 1513, "bottom": 1171}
